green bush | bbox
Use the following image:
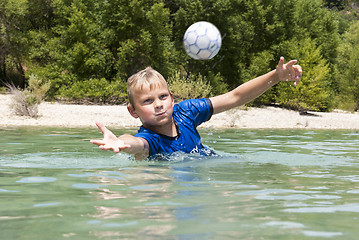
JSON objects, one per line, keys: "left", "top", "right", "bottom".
{"left": 206, "top": 71, "right": 228, "bottom": 96}
{"left": 241, "top": 50, "right": 276, "bottom": 106}
{"left": 276, "top": 38, "right": 332, "bottom": 112}
{"left": 57, "top": 78, "right": 127, "bottom": 104}
{"left": 335, "top": 21, "right": 359, "bottom": 111}
{"left": 26, "top": 64, "right": 70, "bottom": 99}
{"left": 3, "top": 0, "right": 357, "bottom": 111}
{"left": 334, "top": 95, "right": 358, "bottom": 112}
{"left": 168, "top": 71, "right": 212, "bottom": 102}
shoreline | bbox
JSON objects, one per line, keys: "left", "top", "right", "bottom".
{"left": 1, "top": 94, "right": 359, "bottom": 129}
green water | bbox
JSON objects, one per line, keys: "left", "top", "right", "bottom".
{"left": 1, "top": 127, "right": 359, "bottom": 239}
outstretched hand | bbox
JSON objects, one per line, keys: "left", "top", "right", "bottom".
{"left": 276, "top": 57, "right": 302, "bottom": 86}
{"left": 90, "top": 122, "right": 131, "bottom": 153}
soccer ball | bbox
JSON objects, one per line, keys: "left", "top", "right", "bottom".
{"left": 183, "top": 21, "right": 222, "bottom": 60}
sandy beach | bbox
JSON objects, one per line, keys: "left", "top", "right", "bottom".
{"left": 1, "top": 93, "right": 358, "bottom": 129}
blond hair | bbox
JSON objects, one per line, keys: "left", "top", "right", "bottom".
{"left": 127, "top": 67, "right": 169, "bottom": 105}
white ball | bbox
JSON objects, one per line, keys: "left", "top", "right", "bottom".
{"left": 183, "top": 21, "right": 222, "bottom": 60}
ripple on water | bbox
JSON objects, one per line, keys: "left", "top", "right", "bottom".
{"left": 284, "top": 203, "right": 359, "bottom": 213}
{"left": 16, "top": 177, "right": 57, "bottom": 183}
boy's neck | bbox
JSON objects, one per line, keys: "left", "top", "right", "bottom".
{"left": 144, "top": 118, "right": 177, "bottom": 137}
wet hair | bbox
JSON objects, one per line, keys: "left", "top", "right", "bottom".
{"left": 127, "top": 67, "right": 169, "bottom": 105}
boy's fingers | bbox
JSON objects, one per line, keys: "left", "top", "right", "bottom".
{"left": 296, "top": 65, "right": 303, "bottom": 76}
{"left": 293, "top": 65, "right": 302, "bottom": 86}
{"left": 294, "top": 65, "right": 302, "bottom": 78}
{"left": 95, "top": 122, "right": 107, "bottom": 134}
{"left": 99, "top": 144, "right": 118, "bottom": 152}
{"left": 286, "top": 59, "right": 297, "bottom": 67}
{"left": 90, "top": 139, "right": 105, "bottom": 145}
{"left": 277, "top": 56, "right": 285, "bottom": 68}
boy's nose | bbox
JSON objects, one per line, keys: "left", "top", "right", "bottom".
{"left": 154, "top": 99, "right": 163, "bottom": 108}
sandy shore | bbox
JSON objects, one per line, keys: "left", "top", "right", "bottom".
{"left": 1, "top": 94, "right": 358, "bottom": 129}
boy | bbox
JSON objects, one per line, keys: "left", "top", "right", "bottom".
{"left": 91, "top": 57, "right": 302, "bottom": 160}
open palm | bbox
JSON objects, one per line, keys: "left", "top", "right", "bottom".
{"left": 90, "top": 122, "right": 130, "bottom": 153}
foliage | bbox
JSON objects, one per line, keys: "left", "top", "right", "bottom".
{"left": 335, "top": 20, "right": 359, "bottom": 110}
{"left": 241, "top": 50, "right": 275, "bottom": 106}
{"left": 276, "top": 38, "right": 332, "bottom": 112}
{"left": 27, "top": 74, "right": 51, "bottom": 100}
{"left": 57, "top": 78, "right": 127, "bottom": 104}
{"left": 206, "top": 71, "right": 228, "bottom": 96}
{"left": 293, "top": 0, "right": 339, "bottom": 66}
{"left": 6, "top": 74, "right": 50, "bottom": 117}
{"left": 1, "top": 0, "right": 358, "bottom": 111}
{"left": 168, "top": 71, "right": 212, "bottom": 102}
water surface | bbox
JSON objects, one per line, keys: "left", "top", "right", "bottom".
{"left": 1, "top": 127, "right": 358, "bottom": 239}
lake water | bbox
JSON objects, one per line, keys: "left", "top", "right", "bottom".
{"left": 1, "top": 127, "right": 359, "bottom": 239}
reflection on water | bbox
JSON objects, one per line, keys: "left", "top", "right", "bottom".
{"left": 0, "top": 127, "right": 359, "bottom": 239}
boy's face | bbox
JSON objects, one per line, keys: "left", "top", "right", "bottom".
{"left": 127, "top": 82, "right": 174, "bottom": 129}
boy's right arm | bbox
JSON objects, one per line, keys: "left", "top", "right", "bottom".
{"left": 210, "top": 57, "right": 302, "bottom": 114}
{"left": 90, "top": 122, "right": 149, "bottom": 160}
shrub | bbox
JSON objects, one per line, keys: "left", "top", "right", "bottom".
{"left": 168, "top": 71, "right": 212, "bottom": 102}
{"left": 205, "top": 71, "right": 228, "bottom": 96}
{"left": 335, "top": 21, "right": 359, "bottom": 111}
{"left": 241, "top": 50, "right": 275, "bottom": 106}
{"left": 276, "top": 38, "right": 332, "bottom": 112}
{"left": 7, "top": 74, "right": 50, "bottom": 118}
{"left": 56, "top": 78, "right": 127, "bottom": 104}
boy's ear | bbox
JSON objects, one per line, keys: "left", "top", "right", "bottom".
{"left": 127, "top": 103, "right": 139, "bottom": 118}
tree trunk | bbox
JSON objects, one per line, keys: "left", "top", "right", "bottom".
{"left": 16, "top": 61, "right": 26, "bottom": 89}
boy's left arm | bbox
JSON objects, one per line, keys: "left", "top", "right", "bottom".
{"left": 90, "top": 122, "right": 149, "bottom": 160}
{"left": 210, "top": 57, "right": 302, "bottom": 114}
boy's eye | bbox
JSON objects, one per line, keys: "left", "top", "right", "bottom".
{"left": 143, "top": 99, "right": 152, "bottom": 104}
{"left": 160, "top": 94, "right": 168, "bottom": 100}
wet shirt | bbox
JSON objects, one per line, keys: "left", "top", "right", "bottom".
{"left": 134, "top": 98, "right": 213, "bottom": 158}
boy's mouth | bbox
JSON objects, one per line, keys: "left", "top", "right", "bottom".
{"left": 155, "top": 111, "right": 166, "bottom": 117}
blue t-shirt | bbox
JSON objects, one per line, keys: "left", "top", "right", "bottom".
{"left": 134, "top": 98, "right": 214, "bottom": 158}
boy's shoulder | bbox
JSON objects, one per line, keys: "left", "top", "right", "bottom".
{"left": 175, "top": 98, "right": 196, "bottom": 107}
{"left": 174, "top": 98, "right": 213, "bottom": 124}
{"left": 175, "top": 98, "right": 212, "bottom": 110}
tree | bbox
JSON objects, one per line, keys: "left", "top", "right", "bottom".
{"left": 276, "top": 38, "right": 332, "bottom": 112}
{"left": 0, "top": 0, "right": 29, "bottom": 87}
{"left": 30, "top": 0, "right": 180, "bottom": 102}
{"left": 336, "top": 21, "right": 359, "bottom": 110}
{"left": 1, "top": 0, "right": 55, "bottom": 87}
{"left": 323, "top": 0, "right": 349, "bottom": 10}
{"left": 1, "top": 0, "right": 348, "bottom": 109}
{"left": 293, "top": 0, "right": 339, "bottom": 66}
